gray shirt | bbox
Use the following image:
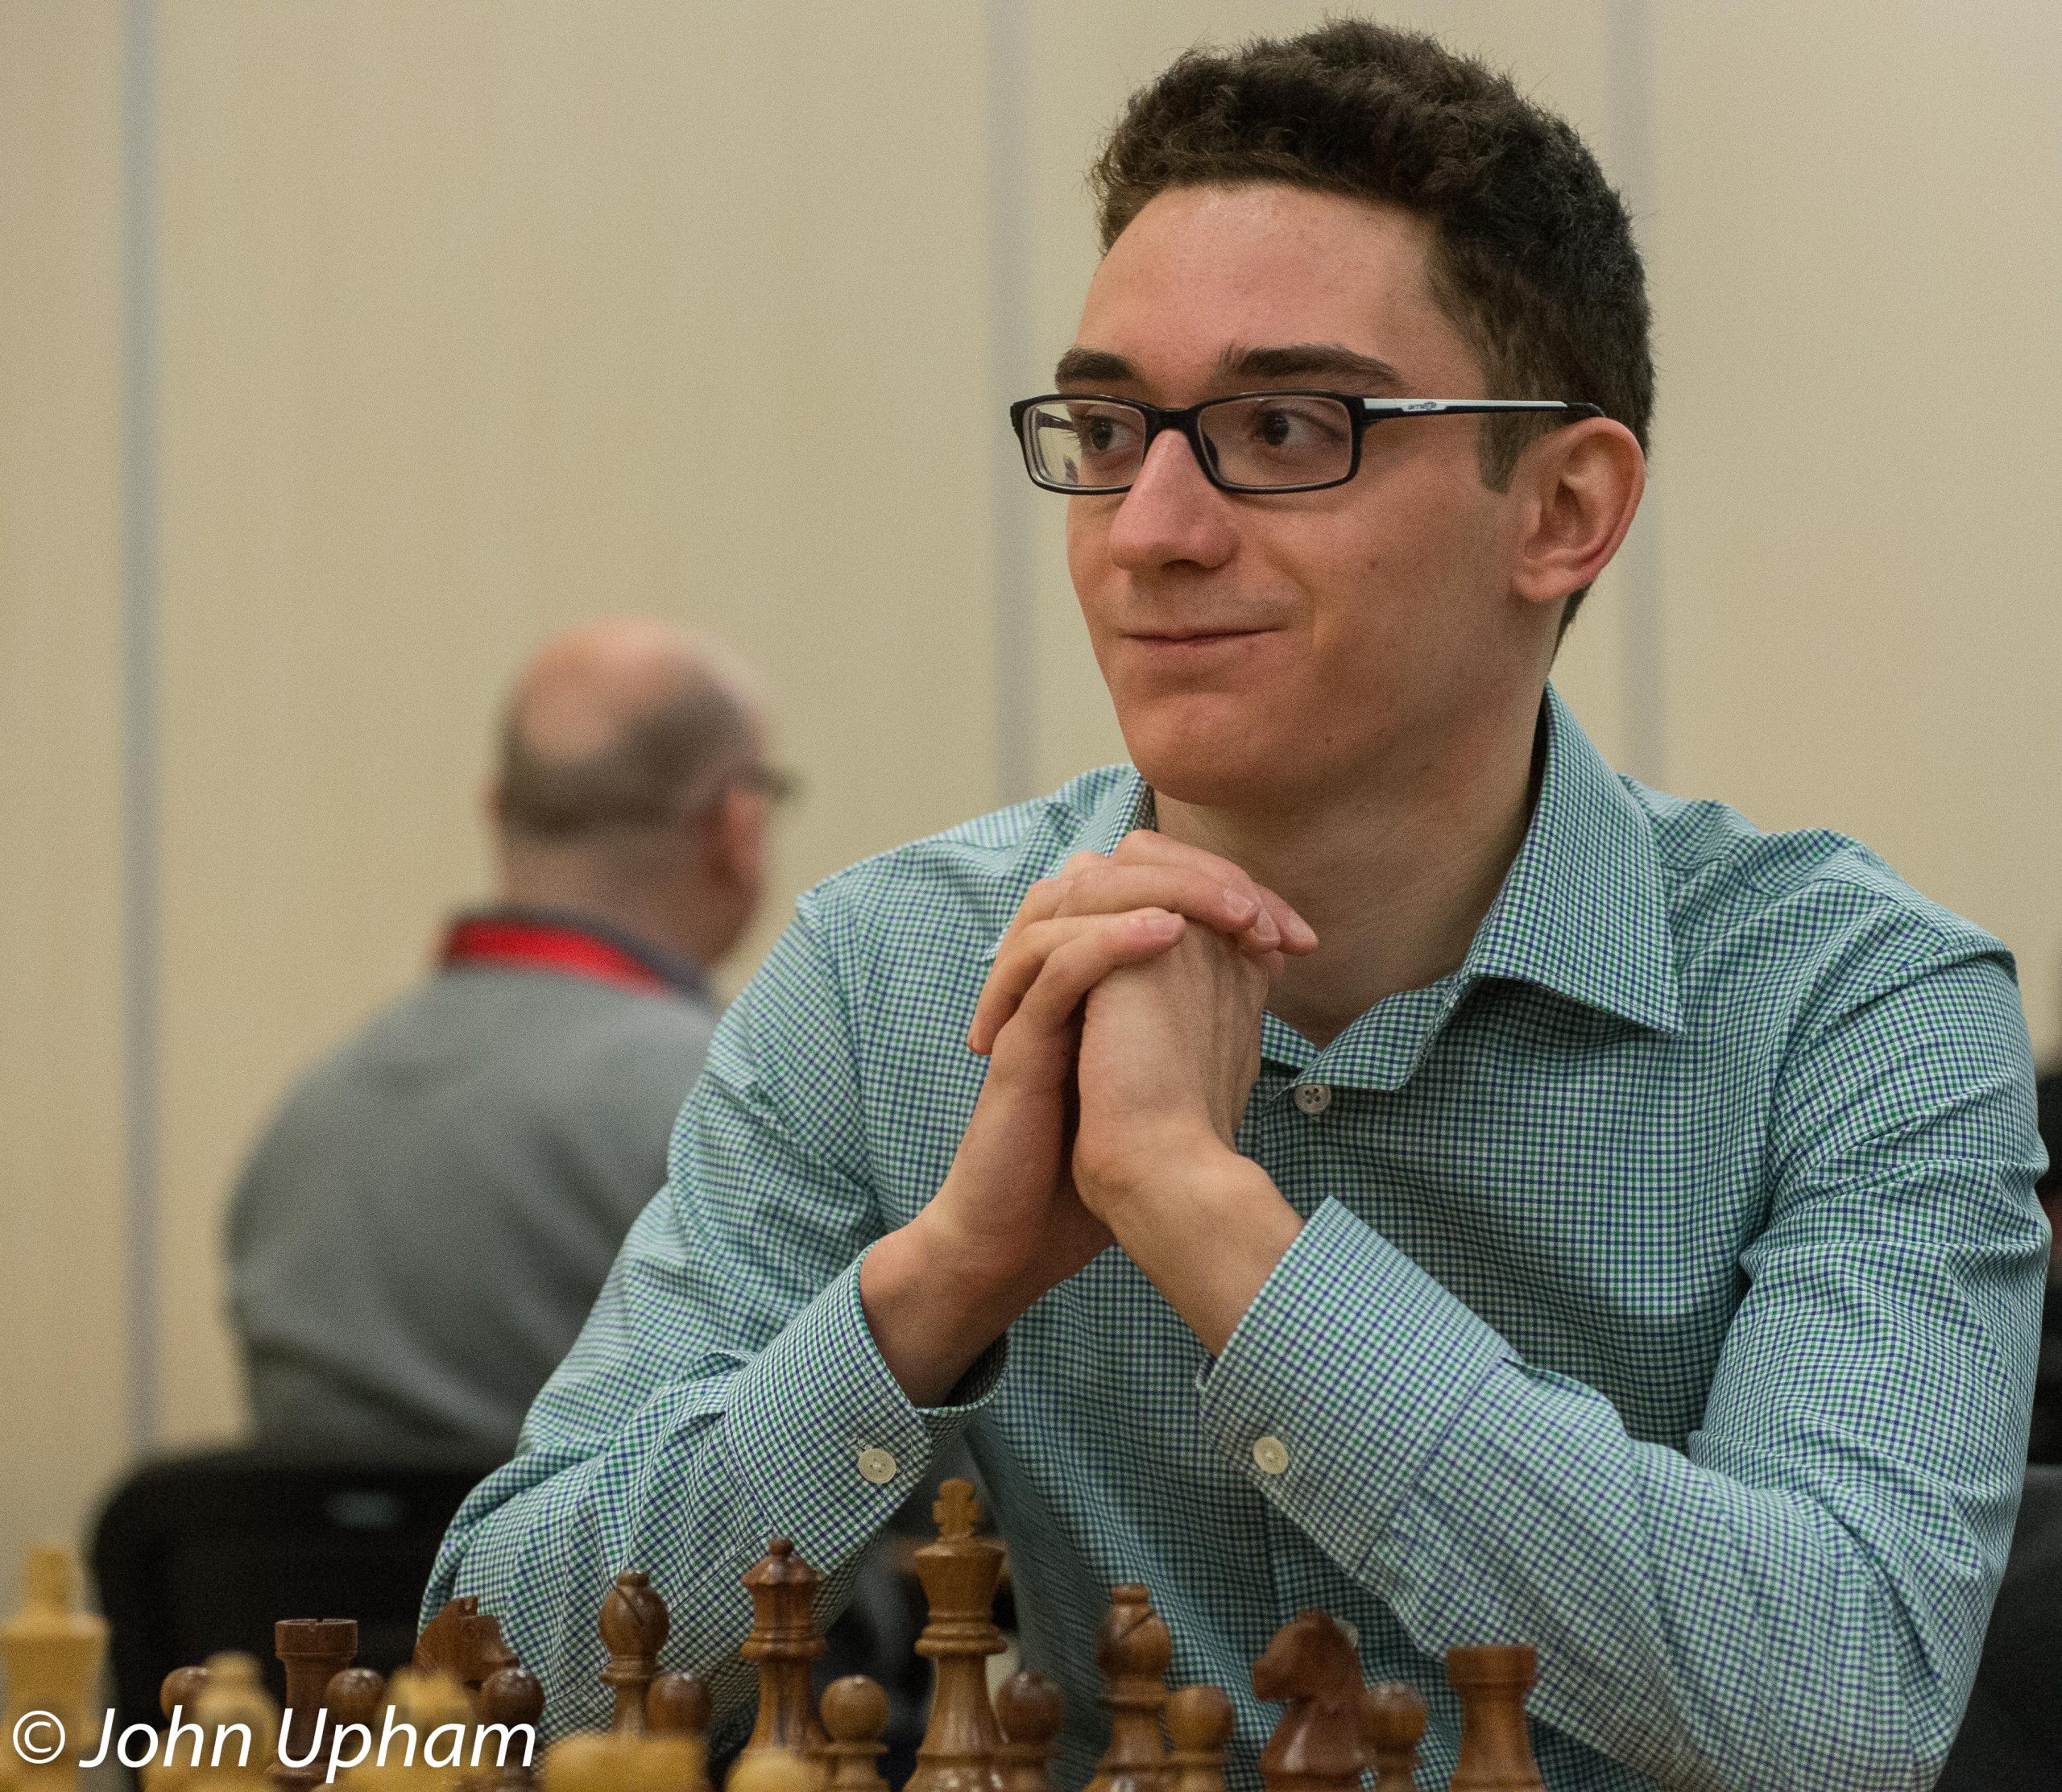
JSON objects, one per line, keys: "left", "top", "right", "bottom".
{"left": 227, "top": 939, "right": 718, "bottom": 1461}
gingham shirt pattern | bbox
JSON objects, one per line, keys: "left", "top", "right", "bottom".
{"left": 429, "top": 689, "right": 2048, "bottom": 1792}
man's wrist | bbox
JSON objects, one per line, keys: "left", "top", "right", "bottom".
{"left": 1099, "top": 1147, "right": 1302, "bottom": 1357}
{"left": 859, "top": 1211, "right": 1022, "bottom": 1409}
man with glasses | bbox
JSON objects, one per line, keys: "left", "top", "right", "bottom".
{"left": 432, "top": 24, "right": 2045, "bottom": 1789}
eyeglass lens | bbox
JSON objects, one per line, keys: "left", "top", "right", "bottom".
{"left": 1023, "top": 394, "right": 1356, "bottom": 491}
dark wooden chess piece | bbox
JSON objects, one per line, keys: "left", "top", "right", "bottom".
{"left": 602, "top": 1570, "right": 673, "bottom": 1732}
{"left": 1358, "top": 1683, "right": 1426, "bottom": 1792}
{"left": 821, "top": 1674, "right": 892, "bottom": 1792}
{"left": 907, "top": 1480, "right": 1008, "bottom": 1792}
{"left": 648, "top": 1670, "right": 714, "bottom": 1792}
{"left": 414, "top": 1595, "right": 520, "bottom": 1707}
{"left": 1446, "top": 1645, "right": 1546, "bottom": 1791}
{"left": 1083, "top": 1584, "right": 1171, "bottom": 1792}
{"left": 323, "top": 1666, "right": 387, "bottom": 1732}
{"left": 272, "top": 1619, "right": 357, "bottom": 1792}
{"left": 993, "top": 1672, "right": 1064, "bottom": 1792}
{"left": 739, "top": 1538, "right": 828, "bottom": 1769}
{"left": 481, "top": 1666, "right": 546, "bottom": 1792}
{"left": 1166, "top": 1684, "right": 1235, "bottom": 1792}
{"left": 1253, "top": 1612, "right": 1367, "bottom": 1792}
{"left": 161, "top": 1664, "right": 211, "bottom": 1719}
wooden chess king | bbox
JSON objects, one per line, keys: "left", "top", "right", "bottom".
{"left": 20, "top": 1482, "right": 1551, "bottom": 1792}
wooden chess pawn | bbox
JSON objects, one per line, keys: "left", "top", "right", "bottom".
{"left": 1, "top": 1545, "right": 109, "bottom": 1792}
{"left": 1446, "top": 1646, "right": 1545, "bottom": 1792}
{"left": 1253, "top": 1612, "right": 1367, "bottom": 1792}
{"left": 479, "top": 1667, "right": 546, "bottom": 1792}
{"left": 273, "top": 1619, "right": 358, "bottom": 1792}
{"left": 1164, "top": 1685, "right": 1233, "bottom": 1792}
{"left": 646, "top": 1674, "right": 713, "bottom": 1792}
{"left": 1356, "top": 1684, "right": 1425, "bottom": 1792}
{"left": 992, "top": 1673, "right": 1062, "bottom": 1792}
{"left": 818, "top": 1676, "right": 889, "bottom": 1792}
{"left": 538, "top": 1733, "right": 617, "bottom": 1792}
{"left": 906, "top": 1480, "right": 1007, "bottom": 1792}
{"left": 725, "top": 1753, "right": 816, "bottom": 1792}
{"left": 739, "top": 1542, "right": 827, "bottom": 1773}
{"left": 209, "top": 1655, "right": 284, "bottom": 1782}
{"left": 1082, "top": 1584, "right": 1170, "bottom": 1792}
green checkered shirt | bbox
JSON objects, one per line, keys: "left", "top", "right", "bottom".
{"left": 429, "top": 689, "right": 2047, "bottom": 1791}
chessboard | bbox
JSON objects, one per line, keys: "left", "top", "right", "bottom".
{"left": 0, "top": 1481, "right": 1546, "bottom": 1792}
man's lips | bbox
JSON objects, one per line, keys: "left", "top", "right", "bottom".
{"left": 1121, "top": 626, "right": 1274, "bottom": 644}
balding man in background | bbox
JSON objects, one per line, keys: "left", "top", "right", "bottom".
{"left": 228, "top": 619, "right": 780, "bottom": 1461}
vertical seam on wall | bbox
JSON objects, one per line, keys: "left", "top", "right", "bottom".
{"left": 985, "top": 0, "right": 1036, "bottom": 805}
{"left": 121, "top": 0, "right": 161, "bottom": 1454}
{"left": 1607, "top": 0, "right": 1666, "bottom": 787}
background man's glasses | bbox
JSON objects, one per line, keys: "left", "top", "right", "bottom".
{"left": 1010, "top": 391, "right": 1604, "bottom": 495}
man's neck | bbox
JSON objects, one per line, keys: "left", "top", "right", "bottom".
{"left": 1153, "top": 695, "right": 1545, "bottom": 1049}
{"left": 496, "top": 849, "right": 727, "bottom": 975}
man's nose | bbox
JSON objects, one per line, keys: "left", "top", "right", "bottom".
{"left": 1105, "top": 427, "right": 1238, "bottom": 573}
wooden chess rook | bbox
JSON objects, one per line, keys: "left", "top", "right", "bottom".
{"left": 1446, "top": 1645, "right": 1546, "bottom": 1791}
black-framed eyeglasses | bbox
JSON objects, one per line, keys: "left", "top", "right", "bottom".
{"left": 1009, "top": 391, "right": 1604, "bottom": 495}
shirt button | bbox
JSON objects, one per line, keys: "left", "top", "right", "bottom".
{"left": 856, "top": 1446, "right": 898, "bottom": 1485}
{"left": 1292, "top": 1082, "right": 1332, "bottom": 1115}
{"left": 1252, "top": 1434, "right": 1290, "bottom": 1475}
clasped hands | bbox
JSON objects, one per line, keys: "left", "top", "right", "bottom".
{"left": 862, "top": 830, "right": 1318, "bottom": 1402}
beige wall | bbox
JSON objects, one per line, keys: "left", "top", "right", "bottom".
{"left": 3, "top": 0, "right": 2059, "bottom": 1599}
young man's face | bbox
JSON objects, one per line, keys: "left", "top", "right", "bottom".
{"left": 1064, "top": 182, "right": 1547, "bottom": 811}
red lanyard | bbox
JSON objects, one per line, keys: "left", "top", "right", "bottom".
{"left": 441, "top": 917, "right": 672, "bottom": 996}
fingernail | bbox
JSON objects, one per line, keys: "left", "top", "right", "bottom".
{"left": 1224, "top": 888, "right": 1258, "bottom": 921}
{"left": 1251, "top": 909, "right": 1281, "bottom": 947}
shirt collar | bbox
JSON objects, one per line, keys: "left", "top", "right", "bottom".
{"left": 1066, "top": 685, "right": 1680, "bottom": 1057}
{"left": 1454, "top": 686, "right": 1682, "bottom": 1037}
{"left": 441, "top": 904, "right": 710, "bottom": 1000}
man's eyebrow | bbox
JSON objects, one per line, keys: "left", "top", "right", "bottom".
{"left": 1219, "top": 342, "right": 1413, "bottom": 391}
{"left": 1054, "top": 347, "right": 1137, "bottom": 387}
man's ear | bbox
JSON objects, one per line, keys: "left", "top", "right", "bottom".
{"left": 701, "top": 783, "right": 766, "bottom": 890}
{"left": 1510, "top": 419, "right": 1646, "bottom": 610}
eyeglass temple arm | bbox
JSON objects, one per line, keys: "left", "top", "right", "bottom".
{"left": 1358, "top": 399, "right": 1605, "bottom": 418}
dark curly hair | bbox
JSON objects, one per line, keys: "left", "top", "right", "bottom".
{"left": 1091, "top": 19, "right": 1651, "bottom": 623}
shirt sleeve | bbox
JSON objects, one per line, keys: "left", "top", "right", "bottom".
{"left": 1195, "top": 933, "right": 2048, "bottom": 1791}
{"left": 422, "top": 898, "right": 1004, "bottom": 1743}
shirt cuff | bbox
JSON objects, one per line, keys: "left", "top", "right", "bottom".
{"left": 719, "top": 1253, "right": 1007, "bottom": 1563}
{"left": 1195, "top": 1196, "right": 1513, "bottom": 1579}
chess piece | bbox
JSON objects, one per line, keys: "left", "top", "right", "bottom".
{"left": 1082, "top": 1584, "right": 1170, "bottom": 1792}
{"left": 906, "top": 1481, "right": 1007, "bottom": 1792}
{"left": 192, "top": 1654, "right": 282, "bottom": 1790}
{"left": 273, "top": 1620, "right": 357, "bottom": 1792}
{"left": 725, "top": 1754, "right": 815, "bottom": 1792}
{"left": 479, "top": 1668, "right": 545, "bottom": 1792}
{"left": 739, "top": 1541, "right": 827, "bottom": 1770}
{"left": 646, "top": 1674, "right": 713, "bottom": 1792}
{"left": 1357, "top": 1685, "right": 1424, "bottom": 1792}
{"left": 602, "top": 1571, "right": 672, "bottom": 1732}
{"left": 375, "top": 1669, "right": 476, "bottom": 1792}
{"left": 992, "top": 1673, "right": 1063, "bottom": 1792}
{"left": 1446, "top": 1646, "right": 1545, "bottom": 1792}
{"left": 539, "top": 1733, "right": 616, "bottom": 1792}
{"left": 623, "top": 1732, "right": 701, "bottom": 1792}
{"left": 1253, "top": 1612, "right": 1365, "bottom": 1792}
{"left": 1164, "top": 1685, "right": 1233, "bottom": 1792}
{"left": 1, "top": 1545, "right": 108, "bottom": 1792}
{"left": 819, "top": 1677, "right": 889, "bottom": 1792}
{"left": 326, "top": 1670, "right": 388, "bottom": 1731}
{"left": 164, "top": 1666, "right": 213, "bottom": 1720}
{"left": 414, "top": 1599, "right": 519, "bottom": 1710}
